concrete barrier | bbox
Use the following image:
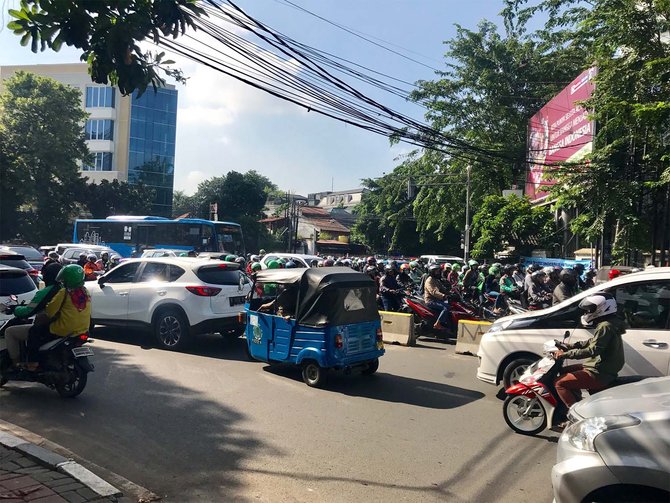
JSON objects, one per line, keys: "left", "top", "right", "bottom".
{"left": 379, "top": 310, "right": 416, "bottom": 346}
{"left": 455, "top": 319, "right": 493, "bottom": 355}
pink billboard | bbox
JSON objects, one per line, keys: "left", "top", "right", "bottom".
{"left": 526, "top": 67, "right": 597, "bottom": 201}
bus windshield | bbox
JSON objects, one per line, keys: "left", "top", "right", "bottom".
{"left": 74, "top": 218, "right": 245, "bottom": 257}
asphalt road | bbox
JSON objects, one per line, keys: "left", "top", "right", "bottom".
{"left": 0, "top": 329, "right": 560, "bottom": 502}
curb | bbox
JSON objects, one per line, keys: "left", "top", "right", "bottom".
{"left": 0, "top": 420, "right": 161, "bottom": 502}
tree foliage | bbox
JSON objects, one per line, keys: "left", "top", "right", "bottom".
{"left": 0, "top": 71, "right": 89, "bottom": 244}
{"left": 470, "top": 194, "right": 555, "bottom": 258}
{"left": 80, "top": 179, "right": 155, "bottom": 218}
{"left": 7, "top": 0, "right": 205, "bottom": 95}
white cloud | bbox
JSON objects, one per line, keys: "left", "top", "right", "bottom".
{"left": 180, "top": 170, "right": 208, "bottom": 195}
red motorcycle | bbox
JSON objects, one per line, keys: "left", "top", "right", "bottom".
{"left": 401, "top": 290, "right": 479, "bottom": 339}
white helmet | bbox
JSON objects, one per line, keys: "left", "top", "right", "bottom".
{"left": 578, "top": 293, "right": 617, "bottom": 326}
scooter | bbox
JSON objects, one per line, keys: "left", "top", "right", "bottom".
{"left": 401, "top": 291, "right": 479, "bottom": 339}
{"left": 502, "top": 338, "right": 646, "bottom": 436}
{"left": 0, "top": 296, "right": 94, "bottom": 398}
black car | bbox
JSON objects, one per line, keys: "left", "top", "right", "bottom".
{"left": 0, "top": 244, "right": 44, "bottom": 272}
{"left": 0, "top": 251, "right": 40, "bottom": 286}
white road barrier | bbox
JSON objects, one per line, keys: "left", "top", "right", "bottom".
{"left": 379, "top": 310, "right": 416, "bottom": 346}
{"left": 455, "top": 319, "right": 492, "bottom": 355}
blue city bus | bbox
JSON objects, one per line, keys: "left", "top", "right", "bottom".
{"left": 73, "top": 216, "right": 245, "bottom": 258}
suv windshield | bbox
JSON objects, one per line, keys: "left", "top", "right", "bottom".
{"left": 0, "top": 255, "right": 32, "bottom": 271}
{"left": 0, "top": 270, "right": 35, "bottom": 296}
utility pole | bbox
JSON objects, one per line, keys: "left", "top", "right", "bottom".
{"left": 464, "top": 165, "right": 472, "bottom": 261}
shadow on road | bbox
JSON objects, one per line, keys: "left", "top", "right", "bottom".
{"left": 0, "top": 345, "right": 275, "bottom": 501}
{"left": 90, "top": 326, "right": 253, "bottom": 363}
{"left": 262, "top": 366, "right": 484, "bottom": 409}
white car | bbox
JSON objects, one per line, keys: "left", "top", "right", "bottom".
{"left": 419, "top": 255, "right": 465, "bottom": 266}
{"left": 478, "top": 268, "right": 670, "bottom": 388}
{"left": 89, "top": 257, "right": 251, "bottom": 350}
{"left": 260, "top": 253, "right": 321, "bottom": 269}
{"left": 0, "top": 265, "right": 38, "bottom": 328}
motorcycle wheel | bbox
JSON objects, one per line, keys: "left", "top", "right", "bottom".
{"left": 503, "top": 395, "right": 547, "bottom": 435}
{"left": 55, "top": 365, "right": 88, "bottom": 398}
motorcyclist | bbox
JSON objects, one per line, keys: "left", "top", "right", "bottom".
{"left": 408, "top": 261, "right": 423, "bottom": 285}
{"left": 396, "top": 264, "right": 414, "bottom": 291}
{"left": 76, "top": 252, "right": 88, "bottom": 267}
{"left": 440, "top": 263, "right": 452, "bottom": 285}
{"left": 447, "top": 263, "right": 461, "bottom": 286}
{"left": 527, "top": 270, "right": 552, "bottom": 309}
{"left": 43, "top": 251, "right": 60, "bottom": 268}
{"left": 512, "top": 263, "right": 525, "bottom": 289}
{"left": 544, "top": 266, "right": 560, "bottom": 292}
{"left": 4, "top": 262, "right": 62, "bottom": 370}
{"left": 96, "top": 251, "right": 111, "bottom": 271}
{"left": 5, "top": 265, "right": 90, "bottom": 371}
{"left": 552, "top": 293, "right": 625, "bottom": 424}
{"left": 83, "top": 253, "right": 101, "bottom": 281}
{"left": 585, "top": 268, "right": 597, "bottom": 288}
{"left": 499, "top": 264, "right": 520, "bottom": 299}
{"left": 572, "top": 263, "right": 587, "bottom": 291}
{"left": 423, "top": 264, "right": 452, "bottom": 331}
{"left": 461, "top": 260, "right": 480, "bottom": 299}
{"left": 379, "top": 264, "right": 402, "bottom": 311}
{"left": 108, "top": 255, "right": 121, "bottom": 270}
{"left": 553, "top": 269, "right": 577, "bottom": 305}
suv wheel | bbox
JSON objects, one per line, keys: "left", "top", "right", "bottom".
{"left": 154, "top": 308, "right": 190, "bottom": 351}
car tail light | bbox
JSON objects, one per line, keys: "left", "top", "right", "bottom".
{"left": 237, "top": 312, "right": 246, "bottom": 324}
{"left": 186, "top": 286, "right": 222, "bottom": 296}
{"left": 217, "top": 264, "right": 228, "bottom": 269}
{"left": 79, "top": 334, "right": 89, "bottom": 341}
{"left": 335, "top": 334, "right": 343, "bottom": 349}
{"left": 28, "top": 268, "right": 39, "bottom": 276}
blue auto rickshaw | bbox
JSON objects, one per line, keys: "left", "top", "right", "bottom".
{"left": 245, "top": 267, "right": 384, "bottom": 387}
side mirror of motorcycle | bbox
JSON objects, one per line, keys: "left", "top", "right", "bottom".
{"left": 9, "top": 294, "right": 17, "bottom": 302}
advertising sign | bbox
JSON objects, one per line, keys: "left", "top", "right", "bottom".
{"left": 526, "top": 67, "right": 597, "bottom": 201}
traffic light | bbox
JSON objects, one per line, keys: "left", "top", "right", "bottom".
{"left": 314, "top": 229, "right": 320, "bottom": 242}
{"left": 460, "top": 232, "right": 465, "bottom": 250}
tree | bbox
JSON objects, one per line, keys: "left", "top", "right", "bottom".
{"left": 0, "top": 71, "right": 89, "bottom": 244}
{"left": 172, "top": 190, "right": 198, "bottom": 217}
{"left": 470, "top": 194, "right": 555, "bottom": 258}
{"left": 7, "top": 0, "right": 205, "bottom": 95}
{"left": 80, "top": 179, "right": 155, "bottom": 218}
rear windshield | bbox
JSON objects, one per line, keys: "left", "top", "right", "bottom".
{"left": 0, "top": 258, "right": 31, "bottom": 270}
{"left": 5, "top": 247, "right": 42, "bottom": 261}
{"left": 196, "top": 266, "right": 242, "bottom": 285}
{"left": 0, "top": 271, "right": 35, "bottom": 295}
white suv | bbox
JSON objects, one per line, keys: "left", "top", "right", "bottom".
{"left": 88, "top": 257, "right": 251, "bottom": 350}
{"left": 478, "top": 268, "right": 670, "bottom": 388}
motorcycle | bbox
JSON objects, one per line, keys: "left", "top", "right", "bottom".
{"left": 401, "top": 290, "right": 479, "bottom": 339}
{"left": 502, "top": 337, "right": 645, "bottom": 436}
{"left": 0, "top": 296, "right": 94, "bottom": 398}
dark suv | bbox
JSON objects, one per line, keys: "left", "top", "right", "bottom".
{"left": 0, "top": 251, "right": 39, "bottom": 286}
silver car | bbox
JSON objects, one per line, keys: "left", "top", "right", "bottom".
{"left": 552, "top": 377, "right": 670, "bottom": 503}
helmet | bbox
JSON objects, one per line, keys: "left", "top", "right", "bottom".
{"left": 409, "top": 261, "right": 419, "bottom": 269}
{"left": 79, "top": 252, "right": 87, "bottom": 259}
{"left": 267, "top": 260, "right": 280, "bottom": 269}
{"left": 334, "top": 260, "right": 343, "bottom": 266}
{"left": 490, "top": 265, "right": 501, "bottom": 276}
{"left": 515, "top": 263, "right": 524, "bottom": 272}
{"left": 468, "top": 259, "right": 479, "bottom": 268}
{"left": 442, "top": 263, "right": 452, "bottom": 270}
{"left": 251, "top": 262, "right": 262, "bottom": 272}
{"left": 573, "top": 263, "right": 585, "bottom": 271}
{"left": 259, "top": 249, "right": 266, "bottom": 255}
{"left": 364, "top": 265, "right": 377, "bottom": 275}
{"left": 383, "top": 264, "right": 393, "bottom": 273}
{"left": 323, "top": 259, "right": 335, "bottom": 267}
{"left": 607, "top": 269, "right": 621, "bottom": 280}
{"left": 42, "top": 262, "right": 62, "bottom": 287}
{"left": 179, "top": 252, "right": 188, "bottom": 257}
{"left": 101, "top": 251, "right": 109, "bottom": 258}
{"left": 251, "top": 255, "right": 260, "bottom": 262}
{"left": 531, "top": 270, "right": 546, "bottom": 282}
{"left": 235, "top": 256, "right": 245, "bottom": 264}
{"left": 492, "top": 262, "right": 502, "bottom": 269}
{"left": 451, "top": 263, "right": 461, "bottom": 272}
{"left": 579, "top": 293, "right": 617, "bottom": 325}
{"left": 503, "top": 264, "right": 515, "bottom": 276}
{"left": 48, "top": 251, "right": 59, "bottom": 260}
{"left": 366, "top": 256, "right": 376, "bottom": 265}
{"left": 559, "top": 269, "right": 576, "bottom": 285}
{"left": 225, "top": 255, "right": 237, "bottom": 262}
{"left": 56, "top": 264, "right": 85, "bottom": 288}
{"left": 110, "top": 254, "right": 121, "bottom": 264}
{"left": 527, "top": 263, "right": 540, "bottom": 273}
{"left": 400, "top": 263, "right": 409, "bottom": 271}
{"left": 285, "top": 260, "right": 297, "bottom": 269}
{"left": 278, "top": 257, "right": 287, "bottom": 264}
{"left": 428, "top": 264, "right": 441, "bottom": 275}
{"left": 542, "top": 266, "right": 554, "bottom": 275}
{"left": 87, "top": 253, "right": 97, "bottom": 261}
{"left": 310, "top": 259, "right": 319, "bottom": 267}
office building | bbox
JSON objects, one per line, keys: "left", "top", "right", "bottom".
{"left": 0, "top": 63, "right": 177, "bottom": 216}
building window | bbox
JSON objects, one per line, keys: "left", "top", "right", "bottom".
{"left": 85, "top": 119, "right": 114, "bottom": 141}
{"left": 85, "top": 87, "right": 115, "bottom": 108}
{"left": 83, "top": 152, "right": 113, "bottom": 172}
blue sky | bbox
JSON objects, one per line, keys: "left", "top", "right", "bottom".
{"left": 0, "top": 0, "right": 504, "bottom": 195}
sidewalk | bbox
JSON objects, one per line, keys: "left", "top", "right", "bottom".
{"left": 0, "top": 425, "right": 141, "bottom": 503}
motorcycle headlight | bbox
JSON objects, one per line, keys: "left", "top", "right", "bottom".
{"left": 564, "top": 415, "right": 640, "bottom": 452}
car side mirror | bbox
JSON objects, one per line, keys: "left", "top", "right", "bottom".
{"left": 97, "top": 276, "right": 107, "bottom": 287}
{"left": 563, "top": 330, "right": 570, "bottom": 341}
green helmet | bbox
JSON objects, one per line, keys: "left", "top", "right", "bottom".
{"left": 57, "top": 264, "right": 85, "bottom": 288}
{"left": 409, "top": 261, "right": 419, "bottom": 268}
{"left": 451, "top": 263, "right": 462, "bottom": 272}
{"left": 251, "top": 262, "right": 262, "bottom": 272}
{"left": 267, "top": 260, "right": 280, "bottom": 269}
{"left": 278, "top": 257, "right": 287, "bottom": 264}
{"left": 468, "top": 259, "right": 479, "bottom": 267}
{"left": 490, "top": 265, "right": 501, "bottom": 276}
{"left": 225, "top": 254, "right": 237, "bottom": 262}
{"left": 179, "top": 252, "right": 188, "bottom": 257}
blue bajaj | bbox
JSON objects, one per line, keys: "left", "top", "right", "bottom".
{"left": 245, "top": 267, "right": 384, "bottom": 387}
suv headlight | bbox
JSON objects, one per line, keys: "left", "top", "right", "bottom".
{"left": 564, "top": 415, "right": 640, "bottom": 451}
{"left": 487, "top": 319, "right": 514, "bottom": 333}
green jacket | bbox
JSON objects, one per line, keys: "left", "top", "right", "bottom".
{"left": 15, "top": 285, "right": 60, "bottom": 319}
{"left": 564, "top": 316, "right": 626, "bottom": 383}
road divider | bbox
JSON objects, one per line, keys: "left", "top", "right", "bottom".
{"left": 455, "top": 319, "right": 492, "bottom": 355}
{"left": 379, "top": 310, "right": 416, "bottom": 346}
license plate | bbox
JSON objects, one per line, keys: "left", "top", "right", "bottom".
{"left": 72, "top": 347, "right": 94, "bottom": 358}
{"left": 229, "top": 296, "right": 246, "bottom": 306}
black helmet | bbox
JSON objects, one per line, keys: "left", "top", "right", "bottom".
{"left": 559, "top": 269, "right": 576, "bottom": 285}
{"left": 384, "top": 264, "right": 393, "bottom": 273}
{"left": 42, "top": 262, "right": 62, "bottom": 287}
{"left": 428, "top": 264, "right": 441, "bottom": 275}
{"left": 503, "top": 264, "right": 515, "bottom": 276}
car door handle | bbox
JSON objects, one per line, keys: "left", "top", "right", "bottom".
{"left": 118, "top": 292, "right": 129, "bottom": 297}
{"left": 642, "top": 339, "right": 668, "bottom": 349}
{"left": 157, "top": 290, "right": 167, "bottom": 296}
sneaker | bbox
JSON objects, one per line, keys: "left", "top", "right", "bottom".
{"left": 550, "top": 420, "right": 570, "bottom": 433}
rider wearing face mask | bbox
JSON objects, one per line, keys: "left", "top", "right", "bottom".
{"left": 552, "top": 294, "right": 625, "bottom": 428}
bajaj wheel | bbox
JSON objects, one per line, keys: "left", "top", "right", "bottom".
{"left": 503, "top": 395, "right": 547, "bottom": 435}
{"left": 362, "top": 358, "right": 379, "bottom": 375}
{"left": 302, "top": 361, "right": 325, "bottom": 387}
{"left": 56, "top": 365, "right": 88, "bottom": 398}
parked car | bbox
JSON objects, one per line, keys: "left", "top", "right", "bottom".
{"left": 419, "top": 255, "right": 465, "bottom": 266}
{"left": 0, "top": 245, "right": 44, "bottom": 272}
{"left": 59, "top": 245, "right": 116, "bottom": 265}
{"left": 141, "top": 249, "right": 185, "bottom": 258}
{"left": 88, "top": 257, "right": 251, "bottom": 350}
{"left": 552, "top": 376, "right": 670, "bottom": 503}
{"left": 0, "top": 265, "right": 38, "bottom": 328}
{"left": 55, "top": 243, "right": 115, "bottom": 256}
{"left": 0, "top": 251, "right": 40, "bottom": 286}
{"left": 260, "top": 253, "right": 321, "bottom": 269}
{"left": 477, "top": 268, "right": 670, "bottom": 388}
